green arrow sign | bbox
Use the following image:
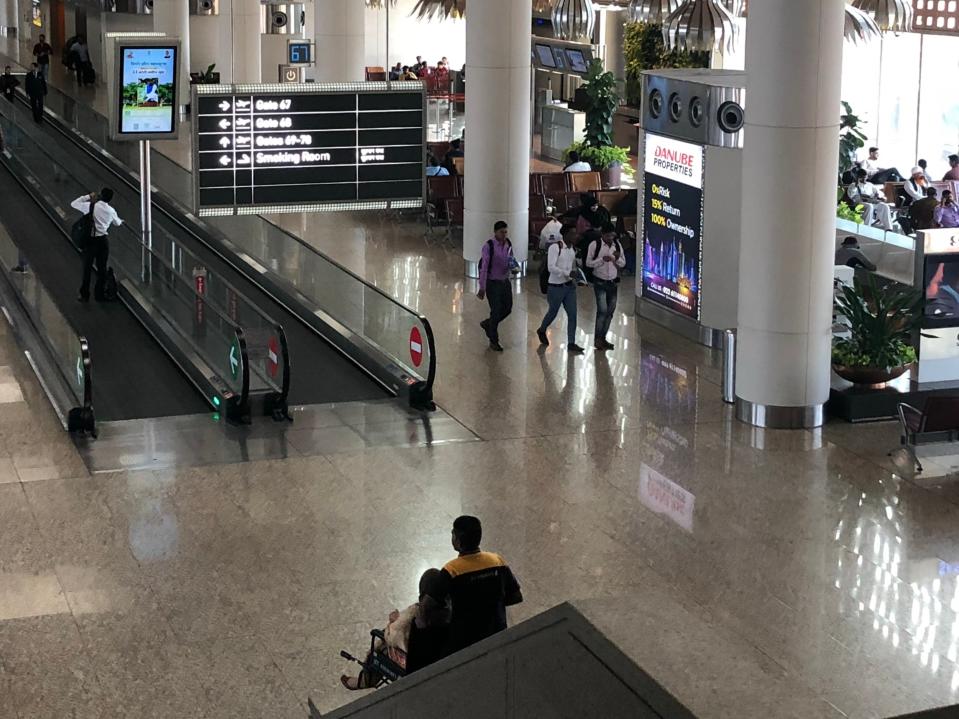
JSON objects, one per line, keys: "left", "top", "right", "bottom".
{"left": 229, "top": 338, "right": 241, "bottom": 381}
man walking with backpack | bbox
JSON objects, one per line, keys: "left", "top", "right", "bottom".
{"left": 585, "top": 224, "right": 626, "bottom": 351}
{"left": 476, "top": 221, "right": 515, "bottom": 352}
{"left": 71, "top": 188, "right": 122, "bottom": 303}
{"left": 537, "top": 231, "right": 586, "bottom": 354}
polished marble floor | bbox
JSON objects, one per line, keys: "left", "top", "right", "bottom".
{"left": 2, "top": 38, "right": 959, "bottom": 719}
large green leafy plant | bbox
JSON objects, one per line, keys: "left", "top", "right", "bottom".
{"left": 623, "top": 21, "right": 709, "bottom": 108}
{"left": 839, "top": 101, "right": 867, "bottom": 176}
{"left": 833, "top": 277, "right": 922, "bottom": 369}
{"left": 582, "top": 59, "right": 620, "bottom": 149}
{"left": 564, "top": 140, "right": 633, "bottom": 174}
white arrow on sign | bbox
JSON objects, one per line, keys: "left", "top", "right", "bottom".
{"left": 218, "top": 118, "right": 231, "bottom": 129}
{"left": 230, "top": 345, "right": 239, "bottom": 375}
{"left": 218, "top": 100, "right": 231, "bottom": 111}
{"left": 219, "top": 155, "right": 232, "bottom": 166}
{"left": 219, "top": 137, "right": 231, "bottom": 148}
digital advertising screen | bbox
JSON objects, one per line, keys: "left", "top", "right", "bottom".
{"left": 924, "top": 254, "right": 959, "bottom": 322}
{"left": 641, "top": 133, "right": 705, "bottom": 320}
{"left": 192, "top": 83, "right": 426, "bottom": 216}
{"left": 117, "top": 44, "right": 178, "bottom": 138}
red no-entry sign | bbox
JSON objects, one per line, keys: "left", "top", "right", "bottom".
{"left": 267, "top": 336, "right": 280, "bottom": 378}
{"left": 409, "top": 327, "right": 423, "bottom": 368}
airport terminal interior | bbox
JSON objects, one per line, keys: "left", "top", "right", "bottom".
{"left": 0, "top": 0, "right": 959, "bottom": 717}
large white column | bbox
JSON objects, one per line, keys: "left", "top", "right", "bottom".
{"left": 231, "top": 0, "right": 261, "bottom": 83}
{"left": 463, "top": 0, "right": 532, "bottom": 276}
{"left": 734, "top": 0, "right": 845, "bottom": 429}
{"left": 0, "top": 0, "right": 17, "bottom": 34}
{"left": 153, "top": 0, "right": 191, "bottom": 103}
{"left": 314, "top": 0, "right": 366, "bottom": 82}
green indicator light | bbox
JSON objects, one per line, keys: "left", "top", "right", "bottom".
{"left": 212, "top": 396, "right": 221, "bottom": 407}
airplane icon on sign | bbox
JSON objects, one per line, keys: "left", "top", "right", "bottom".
{"left": 236, "top": 99, "right": 251, "bottom": 110}
{"left": 236, "top": 136, "right": 251, "bottom": 146}
{"left": 236, "top": 118, "right": 251, "bottom": 128}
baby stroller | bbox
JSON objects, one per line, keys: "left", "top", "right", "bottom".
{"left": 308, "top": 622, "right": 450, "bottom": 717}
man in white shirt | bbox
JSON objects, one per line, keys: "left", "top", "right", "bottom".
{"left": 71, "top": 188, "right": 123, "bottom": 302}
{"left": 538, "top": 215, "right": 563, "bottom": 249}
{"left": 585, "top": 226, "right": 626, "bottom": 351}
{"left": 564, "top": 150, "right": 592, "bottom": 173}
{"left": 903, "top": 166, "right": 927, "bottom": 205}
{"left": 858, "top": 147, "right": 902, "bottom": 184}
{"left": 536, "top": 235, "right": 585, "bottom": 354}
{"left": 846, "top": 169, "right": 894, "bottom": 231}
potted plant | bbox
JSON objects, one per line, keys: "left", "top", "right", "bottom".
{"left": 832, "top": 276, "right": 922, "bottom": 387}
{"left": 190, "top": 63, "right": 220, "bottom": 85}
{"left": 564, "top": 141, "right": 634, "bottom": 187}
{"left": 623, "top": 21, "right": 709, "bottom": 109}
{"left": 839, "top": 101, "right": 867, "bottom": 179}
{"left": 577, "top": 59, "right": 632, "bottom": 188}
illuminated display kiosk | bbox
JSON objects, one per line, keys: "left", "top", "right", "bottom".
{"left": 191, "top": 82, "right": 426, "bottom": 216}
{"left": 109, "top": 37, "right": 181, "bottom": 142}
{"left": 635, "top": 70, "right": 746, "bottom": 348}
{"left": 916, "top": 228, "right": 959, "bottom": 384}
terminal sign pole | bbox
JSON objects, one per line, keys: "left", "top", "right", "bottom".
{"left": 139, "top": 139, "right": 153, "bottom": 282}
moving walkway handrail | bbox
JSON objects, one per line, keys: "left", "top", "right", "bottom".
{"left": 0, "top": 107, "right": 265, "bottom": 420}
{"left": 28, "top": 81, "right": 437, "bottom": 407}
{"left": 1, "top": 80, "right": 292, "bottom": 418}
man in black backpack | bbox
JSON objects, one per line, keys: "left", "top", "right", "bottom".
{"left": 585, "top": 225, "right": 626, "bottom": 351}
{"left": 71, "top": 188, "right": 123, "bottom": 303}
{"left": 476, "top": 221, "right": 514, "bottom": 352}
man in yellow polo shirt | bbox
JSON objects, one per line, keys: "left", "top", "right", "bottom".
{"left": 441, "top": 515, "right": 523, "bottom": 651}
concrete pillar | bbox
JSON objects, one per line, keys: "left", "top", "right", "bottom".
{"left": 463, "top": 0, "right": 532, "bottom": 276}
{"left": 152, "top": 0, "right": 190, "bottom": 104}
{"left": 232, "top": 0, "right": 261, "bottom": 82}
{"left": 314, "top": 0, "right": 365, "bottom": 82}
{"left": 734, "top": 0, "right": 845, "bottom": 429}
{"left": 0, "top": 0, "right": 17, "bottom": 34}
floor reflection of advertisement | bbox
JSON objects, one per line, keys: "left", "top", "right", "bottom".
{"left": 119, "top": 46, "right": 177, "bottom": 135}
{"left": 642, "top": 133, "right": 705, "bottom": 320}
{"left": 639, "top": 463, "right": 695, "bottom": 533}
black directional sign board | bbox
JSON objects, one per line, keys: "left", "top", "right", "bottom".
{"left": 191, "top": 82, "right": 426, "bottom": 216}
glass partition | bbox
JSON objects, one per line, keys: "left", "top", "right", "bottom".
{"left": 35, "top": 83, "right": 435, "bottom": 395}
{"left": 0, "top": 211, "right": 91, "bottom": 417}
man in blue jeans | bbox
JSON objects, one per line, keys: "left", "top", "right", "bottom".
{"left": 536, "top": 234, "right": 585, "bottom": 354}
{"left": 585, "top": 225, "right": 626, "bottom": 350}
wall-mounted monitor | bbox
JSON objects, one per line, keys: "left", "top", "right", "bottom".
{"left": 566, "top": 48, "right": 589, "bottom": 74}
{"left": 535, "top": 44, "right": 556, "bottom": 69}
{"left": 552, "top": 47, "right": 568, "bottom": 70}
{"left": 112, "top": 39, "right": 180, "bottom": 141}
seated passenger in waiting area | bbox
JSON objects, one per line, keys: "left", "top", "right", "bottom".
{"left": 340, "top": 569, "right": 452, "bottom": 690}
{"left": 441, "top": 515, "right": 523, "bottom": 652}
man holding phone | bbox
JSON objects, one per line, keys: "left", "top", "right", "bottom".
{"left": 586, "top": 224, "right": 626, "bottom": 351}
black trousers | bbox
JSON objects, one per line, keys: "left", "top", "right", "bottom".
{"left": 485, "top": 279, "right": 513, "bottom": 343}
{"left": 29, "top": 94, "right": 43, "bottom": 122}
{"left": 79, "top": 235, "right": 109, "bottom": 300}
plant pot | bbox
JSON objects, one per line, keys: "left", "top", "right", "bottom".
{"left": 600, "top": 162, "right": 622, "bottom": 189}
{"left": 832, "top": 364, "right": 910, "bottom": 387}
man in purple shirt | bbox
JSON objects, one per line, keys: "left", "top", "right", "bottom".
{"left": 934, "top": 190, "right": 959, "bottom": 228}
{"left": 476, "top": 221, "right": 514, "bottom": 352}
